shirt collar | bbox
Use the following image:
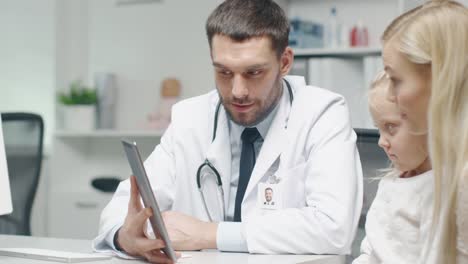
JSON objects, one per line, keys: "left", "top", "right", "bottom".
{"left": 228, "top": 83, "right": 286, "bottom": 140}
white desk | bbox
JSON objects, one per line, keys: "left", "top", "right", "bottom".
{"left": 0, "top": 235, "right": 345, "bottom": 264}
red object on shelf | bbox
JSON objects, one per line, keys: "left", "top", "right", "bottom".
{"left": 350, "top": 26, "right": 358, "bottom": 47}
{"left": 350, "top": 21, "right": 368, "bottom": 47}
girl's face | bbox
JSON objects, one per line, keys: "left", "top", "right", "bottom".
{"left": 370, "top": 85, "right": 430, "bottom": 175}
{"left": 382, "top": 40, "right": 431, "bottom": 133}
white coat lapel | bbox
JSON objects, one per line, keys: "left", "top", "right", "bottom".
{"left": 205, "top": 105, "right": 232, "bottom": 211}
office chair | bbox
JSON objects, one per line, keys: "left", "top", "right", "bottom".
{"left": 0, "top": 113, "right": 44, "bottom": 235}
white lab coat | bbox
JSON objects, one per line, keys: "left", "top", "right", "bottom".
{"left": 93, "top": 76, "right": 363, "bottom": 255}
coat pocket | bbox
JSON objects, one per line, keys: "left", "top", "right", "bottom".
{"left": 277, "top": 162, "right": 308, "bottom": 208}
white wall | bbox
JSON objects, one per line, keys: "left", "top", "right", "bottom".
{"left": 401, "top": 0, "right": 468, "bottom": 11}
{"left": 55, "top": 0, "right": 89, "bottom": 94}
{"left": 83, "top": 0, "right": 219, "bottom": 130}
{"left": 0, "top": 0, "right": 56, "bottom": 150}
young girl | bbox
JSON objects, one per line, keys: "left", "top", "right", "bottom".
{"left": 353, "top": 72, "right": 433, "bottom": 264}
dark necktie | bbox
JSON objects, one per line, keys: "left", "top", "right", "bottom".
{"left": 234, "top": 127, "right": 261, "bottom": 222}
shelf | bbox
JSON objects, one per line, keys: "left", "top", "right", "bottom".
{"left": 293, "top": 47, "right": 382, "bottom": 57}
{"left": 55, "top": 129, "right": 165, "bottom": 138}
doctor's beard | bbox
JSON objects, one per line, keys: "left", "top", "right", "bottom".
{"left": 218, "top": 76, "right": 283, "bottom": 127}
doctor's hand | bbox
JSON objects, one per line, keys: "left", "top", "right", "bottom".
{"left": 162, "top": 211, "right": 218, "bottom": 251}
{"left": 116, "top": 176, "right": 177, "bottom": 263}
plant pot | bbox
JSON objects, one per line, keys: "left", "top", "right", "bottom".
{"left": 62, "top": 105, "right": 96, "bottom": 131}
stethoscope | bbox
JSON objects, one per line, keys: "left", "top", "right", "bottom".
{"left": 196, "top": 79, "right": 294, "bottom": 222}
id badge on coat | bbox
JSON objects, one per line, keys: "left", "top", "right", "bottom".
{"left": 257, "top": 181, "right": 283, "bottom": 210}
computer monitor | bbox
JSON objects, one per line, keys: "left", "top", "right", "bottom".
{"left": 0, "top": 116, "right": 12, "bottom": 215}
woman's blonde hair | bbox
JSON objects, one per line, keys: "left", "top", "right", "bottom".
{"left": 381, "top": 1, "right": 468, "bottom": 263}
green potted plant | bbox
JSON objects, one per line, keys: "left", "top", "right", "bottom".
{"left": 58, "top": 80, "right": 98, "bottom": 131}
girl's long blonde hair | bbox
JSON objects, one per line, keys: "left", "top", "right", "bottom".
{"left": 381, "top": 1, "right": 468, "bottom": 263}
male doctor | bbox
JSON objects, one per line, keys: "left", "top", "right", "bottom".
{"left": 93, "top": 0, "right": 363, "bottom": 262}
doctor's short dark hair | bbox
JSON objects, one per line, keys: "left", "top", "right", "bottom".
{"left": 205, "top": 0, "right": 290, "bottom": 58}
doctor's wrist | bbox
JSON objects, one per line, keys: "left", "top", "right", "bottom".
{"left": 200, "top": 222, "right": 218, "bottom": 249}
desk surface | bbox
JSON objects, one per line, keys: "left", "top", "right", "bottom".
{"left": 0, "top": 235, "right": 344, "bottom": 264}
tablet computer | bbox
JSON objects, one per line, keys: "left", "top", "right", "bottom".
{"left": 121, "top": 140, "right": 177, "bottom": 262}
